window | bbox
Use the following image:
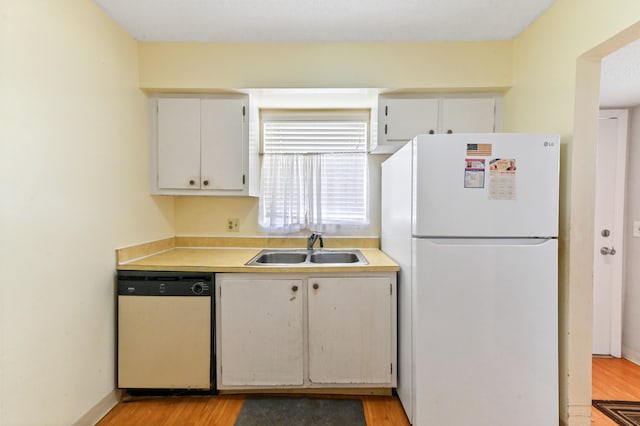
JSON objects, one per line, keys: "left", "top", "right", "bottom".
{"left": 259, "top": 110, "right": 369, "bottom": 234}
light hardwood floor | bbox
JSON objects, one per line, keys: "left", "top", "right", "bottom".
{"left": 98, "top": 393, "right": 410, "bottom": 425}
{"left": 98, "top": 358, "right": 640, "bottom": 425}
{"left": 592, "top": 357, "right": 640, "bottom": 425}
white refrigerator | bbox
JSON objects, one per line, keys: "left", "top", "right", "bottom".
{"left": 381, "top": 133, "right": 559, "bottom": 426}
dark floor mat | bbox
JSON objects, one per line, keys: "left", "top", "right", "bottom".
{"left": 593, "top": 400, "right": 640, "bottom": 426}
{"left": 234, "top": 396, "right": 366, "bottom": 426}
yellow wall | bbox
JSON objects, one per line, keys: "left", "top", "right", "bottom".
{"left": 139, "top": 41, "right": 512, "bottom": 90}
{"left": 0, "top": 1, "right": 174, "bottom": 424}
{"left": 175, "top": 196, "right": 260, "bottom": 235}
{"left": 504, "top": 1, "right": 640, "bottom": 424}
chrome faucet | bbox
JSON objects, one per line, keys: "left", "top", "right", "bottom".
{"left": 307, "top": 232, "right": 324, "bottom": 250}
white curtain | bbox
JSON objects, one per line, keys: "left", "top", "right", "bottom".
{"left": 259, "top": 153, "right": 369, "bottom": 234}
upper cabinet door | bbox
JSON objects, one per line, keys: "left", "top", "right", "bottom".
{"left": 156, "top": 98, "right": 202, "bottom": 190}
{"left": 381, "top": 98, "right": 439, "bottom": 141}
{"left": 200, "top": 98, "right": 246, "bottom": 191}
{"left": 441, "top": 98, "right": 496, "bottom": 134}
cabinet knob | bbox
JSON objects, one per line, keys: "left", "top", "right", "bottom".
{"left": 447, "top": 129, "right": 453, "bottom": 134}
{"left": 189, "top": 179, "right": 195, "bottom": 186}
{"left": 428, "top": 129, "right": 434, "bottom": 134}
{"left": 292, "top": 285, "right": 298, "bottom": 292}
{"left": 203, "top": 180, "right": 209, "bottom": 186}
{"left": 312, "top": 283, "right": 319, "bottom": 290}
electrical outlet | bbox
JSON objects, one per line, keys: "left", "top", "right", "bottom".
{"left": 634, "top": 220, "right": 640, "bottom": 238}
{"left": 226, "top": 218, "right": 239, "bottom": 232}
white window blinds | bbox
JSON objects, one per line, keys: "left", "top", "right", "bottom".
{"left": 259, "top": 111, "right": 369, "bottom": 233}
{"left": 263, "top": 121, "right": 368, "bottom": 153}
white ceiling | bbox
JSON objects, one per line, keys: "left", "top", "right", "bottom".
{"left": 92, "top": 0, "right": 640, "bottom": 107}
{"left": 92, "top": 0, "right": 557, "bottom": 43}
{"left": 600, "top": 39, "right": 640, "bottom": 108}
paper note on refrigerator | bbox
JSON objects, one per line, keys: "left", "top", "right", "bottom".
{"left": 489, "top": 158, "right": 516, "bottom": 200}
{"left": 464, "top": 159, "right": 485, "bottom": 188}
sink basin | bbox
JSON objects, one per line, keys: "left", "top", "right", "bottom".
{"left": 245, "top": 249, "right": 368, "bottom": 266}
{"left": 253, "top": 252, "right": 307, "bottom": 264}
{"left": 309, "top": 252, "right": 360, "bottom": 264}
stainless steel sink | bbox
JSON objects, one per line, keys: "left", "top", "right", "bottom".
{"left": 252, "top": 252, "right": 307, "bottom": 264}
{"left": 246, "top": 249, "right": 368, "bottom": 266}
{"left": 309, "top": 252, "right": 360, "bottom": 264}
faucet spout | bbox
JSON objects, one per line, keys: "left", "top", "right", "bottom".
{"left": 307, "top": 232, "right": 323, "bottom": 250}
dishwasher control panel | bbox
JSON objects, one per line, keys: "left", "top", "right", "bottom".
{"left": 117, "top": 271, "right": 213, "bottom": 296}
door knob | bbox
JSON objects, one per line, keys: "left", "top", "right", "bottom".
{"left": 600, "top": 246, "right": 617, "bottom": 255}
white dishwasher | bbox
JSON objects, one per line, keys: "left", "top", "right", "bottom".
{"left": 117, "top": 271, "right": 214, "bottom": 390}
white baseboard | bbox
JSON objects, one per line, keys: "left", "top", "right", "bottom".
{"left": 622, "top": 345, "right": 640, "bottom": 365}
{"left": 72, "top": 389, "right": 121, "bottom": 426}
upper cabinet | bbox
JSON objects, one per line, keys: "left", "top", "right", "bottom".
{"left": 440, "top": 98, "right": 497, "bottom": 134}
{"left": 373, "top": 94, "right": 501, "bottom": 154}
{"left": 378, "top": 98, "right": 440, "bottom": 142}
{"left": 150, "top": 94, "right": 258, "bottom": 196}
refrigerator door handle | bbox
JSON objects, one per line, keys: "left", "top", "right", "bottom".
{"left": 415, "top": 237, "right": 555, "bottom": 246}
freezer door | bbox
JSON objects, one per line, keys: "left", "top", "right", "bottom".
{"left": 413, "top": 133, "right": 559, "bottom": 237}
{"left": 412, "top": 238, "right": 558, "bottom": 426}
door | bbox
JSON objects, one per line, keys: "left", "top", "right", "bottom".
{"left": 307, "top": 277, "right": 392, "bottom": 384}
{"left": 200, "top": 98, "right": 246, "bottom": 190}
{"left": 413, "top": 133, "right": 560, "bottom": 237}
{"left": 218, "top": 278, "right": 304, "bottom": 386}
{"left": 412, "top": 238, "right": 558, "bottom": 426}
{"left": 592, "top": 110, "right": 628, "bottom": 357}
{"left": 118, "top": 296, "right": 211, "bottom": 389}
{"left": 380, "top": 98, "right": 439, "bottom": 141}
{"left": 440, "top": 98, "right": 496, "bottom": 134}
{"left": 156, "top": 98, "right": 202, "bottom": 189}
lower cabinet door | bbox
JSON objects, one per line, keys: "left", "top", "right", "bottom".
{"left": 218, "top": 278, "right": 304, "bottom": 386}
{"left": 307, "top": 277, "right": 392, "bottom": 384}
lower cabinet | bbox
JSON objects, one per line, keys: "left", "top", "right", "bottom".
{"left": 216, "top": 273, "right": 397, "bottom": 390}
{"left": 308, "top": 277, "right": 393, "bottom": 384}
{"left": 217, "top": 278, "right": 304, "bottom": 386}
